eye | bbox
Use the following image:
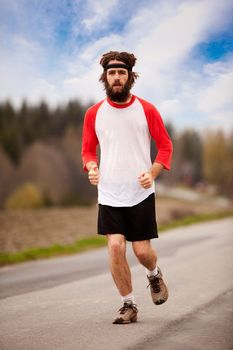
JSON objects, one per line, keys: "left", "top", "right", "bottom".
{"left": 119, "top": 70, "right": 127, "bottom": 75}
{"left": 108, "top": 70, "right": 116, "bottom": 75}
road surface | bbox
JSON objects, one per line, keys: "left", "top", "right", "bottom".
{"left": 0, "top": 218, "right": 233, "bottom": 350}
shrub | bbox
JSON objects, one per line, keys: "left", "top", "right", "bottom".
{"left": 4, "top": 183, "right": 44, "bottom": 209}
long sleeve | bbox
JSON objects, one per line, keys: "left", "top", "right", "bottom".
{"left": 138, "top": 97, "right": 173, "bottom": 170}
{"left": 81, "top": 102, "right": 103, "bottom": 171}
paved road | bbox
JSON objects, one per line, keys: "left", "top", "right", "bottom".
{"left": 0, "top": 218, "right": 233, "bottom": 350}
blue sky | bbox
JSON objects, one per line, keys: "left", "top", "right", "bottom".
{"left": 0, "top": 0, "right": 233, "bottom": 132}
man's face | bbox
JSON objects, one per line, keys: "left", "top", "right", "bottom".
{"left": 105, "top": 60, "right": 131, "bottom": 102}
{"left": 106, "top": 60, "right": 129, "bottom": 91}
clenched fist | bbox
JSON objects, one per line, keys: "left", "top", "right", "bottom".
{"left": 138, "top": 172, "right": 153, "bottom": 189}
{"left": 88, "top": 165, "right": 100, "bottom": 186}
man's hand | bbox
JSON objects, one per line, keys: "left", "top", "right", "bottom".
{"left": 88, "top": 164, "right": 99, "bottom": 186}
{"left": 138, "top": 162, "right": 164, "bottom": 189}
{"left": 138, "top": 172, "right": 153, "bottom": 189}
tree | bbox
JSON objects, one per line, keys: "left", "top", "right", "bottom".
{"left": 203, "top": 130, "right": 233, "bottom": 197}
{"left": 172, "top": 129, "right": 203, "bottom": 186}
{"left": 0, "top": 100, "right": 22, "bottom": 162}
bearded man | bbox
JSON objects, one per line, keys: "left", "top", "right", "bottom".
{"left": 81, "top": 51, "right": 173, "bottom": 324}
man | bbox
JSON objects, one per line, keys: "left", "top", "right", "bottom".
{"left": 81, "top": 51, "right": 173, "bottom": 324}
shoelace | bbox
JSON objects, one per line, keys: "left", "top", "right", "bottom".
{"left": 119, "top": 303, "right": 138, "bottom": 314}
{"left": 147, "top": 276, "right": 161, "bottom": 293}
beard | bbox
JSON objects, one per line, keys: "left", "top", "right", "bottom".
{"left": 104, "top": 79, "right": 132, "bottom": 103}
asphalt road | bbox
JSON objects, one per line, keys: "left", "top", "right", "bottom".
{"left": 0, "top": 218, "right": 233, "bottom": 350}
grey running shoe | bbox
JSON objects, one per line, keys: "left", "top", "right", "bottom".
{"left": 112, "top": 302, "right": 138, "bottom": 324}
{"left": 147, "top": 267, "right": 168, "bottom": 305}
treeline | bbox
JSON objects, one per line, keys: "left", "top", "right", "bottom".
{"left": 170, "top": 128, "right": 233, "bottom": 197}
{"left": 0, "top": 99, "right": 232, "bottom": 209}
{"left": 0, "top": 99, "right": 92, "bottom": 164}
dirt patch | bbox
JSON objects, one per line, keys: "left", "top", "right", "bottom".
{"left": 0, "top": 196, "right": 232, "bottom": 253}
{"left": 0, "top": 206, "right": 98, "bottom": 253}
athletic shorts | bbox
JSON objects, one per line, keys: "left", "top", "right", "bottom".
{"left": 97, "top": 193, "right": 158, "bottom": 242}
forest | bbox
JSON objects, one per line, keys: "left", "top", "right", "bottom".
{"left": 0, "top": 99, "right": 232, "bottom": 209}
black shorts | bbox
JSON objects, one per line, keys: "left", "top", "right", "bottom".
{"left": 97, "top": 193, "right": 158, "bottom": 242}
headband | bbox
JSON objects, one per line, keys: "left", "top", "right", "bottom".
{"left": 103, "top": 63, "right": 132, "bottom": 72}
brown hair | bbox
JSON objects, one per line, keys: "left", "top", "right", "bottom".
{"left": 99, "top": 51, "right": 139, "bottom": 85}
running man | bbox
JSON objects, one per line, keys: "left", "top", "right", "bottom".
{"left": 81, "top": 51, "right": 173, "bottom": 324}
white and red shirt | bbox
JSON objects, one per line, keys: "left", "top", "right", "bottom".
{"left": 82, "top": 95, "right": 173, "bottom": 207}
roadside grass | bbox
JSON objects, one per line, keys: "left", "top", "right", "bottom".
{"left": 0, "top": 236, "right": 107, "bottom": 267}
{"left": 0, "top": 211, "right": 232, "bottom": 267}
{"left": 158, "top": 211, "right": 233, "bottom": 231}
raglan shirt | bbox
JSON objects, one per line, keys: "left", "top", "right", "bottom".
{"left": 81, "top": 95, "right": 173, "bottom": 207}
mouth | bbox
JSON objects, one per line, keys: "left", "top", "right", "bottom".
{"left": 113, "top": 84, "right": 122, "bottom": 89}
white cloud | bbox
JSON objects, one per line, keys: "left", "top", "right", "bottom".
{"left": 81, "top": 0, "right": 119, "bottom": 32}
{"left": 0, "top": 35, "right": 45, "bottom": 105}
{"left": 208, "top": 110, "right": 233, "bottom": 129}
{"left": 197, "top": 63, "right": 233, "bottom": 114}
{"left": 65, "top": 33, "right": 122, "bottom": 76}
{"left": 63, "top": 63, "right": 104, "bottom": 103}
{"left": 29, "top": 79, "right": 60, "bottom": 106}
{"left": 158, "top": 99, "right": 183, "bottom": 118}
{"left": 0, "top": 0, "right": 233, "bottom": 132}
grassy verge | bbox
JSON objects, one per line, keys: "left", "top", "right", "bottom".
{"left": 158, "top": 211, "right": 233, "bottom": 232}
{"left": 0, "top": 236, "right": 107, "bottom": 267}
{"left": 0, "top": 211, "right": 232, "bottom": 267}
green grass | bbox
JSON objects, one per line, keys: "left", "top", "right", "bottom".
{"left": 158, "top": 211, "right": 233, "bottom": 232}
{"left": 0, "top": 236, "right": 107, "bottom": 267}
{"left": 0, "top": 211, "right": 232, "bottom": 267}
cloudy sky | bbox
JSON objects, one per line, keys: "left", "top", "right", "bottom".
{"left": 0, "top": 0, "right": 233, "bottom": 131}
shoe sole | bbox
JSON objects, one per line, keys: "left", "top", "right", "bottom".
{"left": 113, "top": 315, "right": 137, "bottom": 324}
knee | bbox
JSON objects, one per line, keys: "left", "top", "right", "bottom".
{"left": 108, "top": 239, "right": 125, "bottom": 258}
{"left": 134, "top": 248, "right": 149, "bottom": 264}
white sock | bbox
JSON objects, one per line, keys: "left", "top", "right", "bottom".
{"left": 146, "top": 266, "right": 158, "bottom": 277}
{"left": 121, "top": 292, "right": 135, "bottom": 305}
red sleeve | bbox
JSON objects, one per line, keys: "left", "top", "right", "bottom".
{"left": 138, "top": 97, "right": 173, "bottom": 170}
{"left": 81, "top": 101, "right": 103, "bottom": 171}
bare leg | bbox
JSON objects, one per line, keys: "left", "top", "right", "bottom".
{"left": 107, "top": 234, "right": 132, "bottom": 296}
{"left": 133, "top": 240, "right": 168, "bottom": 305}
{"left": 132, "top": 240, "right": 157, "bottom": 270}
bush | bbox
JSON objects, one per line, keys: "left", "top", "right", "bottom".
{"left": 4, "top": 183, "right": 44, "bottom": 209}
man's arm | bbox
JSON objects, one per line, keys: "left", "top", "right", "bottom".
{"left": 137, "top": 98, "right": 173, "bottom": 170}
{"left": 81, "top": 106, "right": 100, "bottom": 172}
{"left": 81, "top": 106, "right": 101, "bottom": 185}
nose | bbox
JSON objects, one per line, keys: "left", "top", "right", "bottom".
{"left": 114, "top": 72, "right": 120, "bottom": 79}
